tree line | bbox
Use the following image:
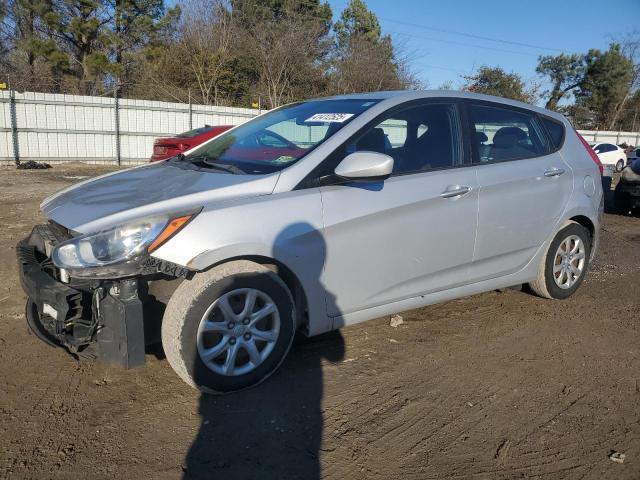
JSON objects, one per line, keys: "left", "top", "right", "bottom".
{"left": 0, "top": 0, "right": 638, "bottom": 131}
{"left": 464, "top": 35, "right": 639, "bottom": 131}
{"left": 0, "top": 0, "right": 418, "bottom": 109}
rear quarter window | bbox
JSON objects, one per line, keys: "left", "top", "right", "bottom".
{"left": 541, "top": 117, "right": 565, "bottom": 150}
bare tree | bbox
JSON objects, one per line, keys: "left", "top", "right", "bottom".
{"left": 331, "top": 35, "right": 416, "bottom": 94}
{"left": 609, "top": 30, "right": 640, "bottom": 129}
{"left": 178, "top": 0, "right": 234, "bottom": 105}
{"left": 244, "top": 12, "right": 326, "bottom": 109}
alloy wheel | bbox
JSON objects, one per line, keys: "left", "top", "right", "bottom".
{"left": 552, "top": 234, "right": 586, "bottom": 289}
{"left": 196, "top": 288, "right": 280, "bottom": 376}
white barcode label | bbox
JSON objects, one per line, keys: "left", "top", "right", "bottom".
{"left": 305, "top": 113, "right": 354, "bottom": 123}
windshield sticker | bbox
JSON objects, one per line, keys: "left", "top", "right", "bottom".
{"left": 305, "top": 113, "right": 354, "bottom": 123}
{"left": 273, "top": 155, "right": 296, "bottom": 165}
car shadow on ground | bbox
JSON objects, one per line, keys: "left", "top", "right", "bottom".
{"left": 182, "top": 222, "right": 345, "bottom": 480}
{"left": 182, "top": 331, "right": 345, "bottom": 480}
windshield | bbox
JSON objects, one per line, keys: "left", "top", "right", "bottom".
{"left": 178, "top": 99, "right": 380, "bottom": 174}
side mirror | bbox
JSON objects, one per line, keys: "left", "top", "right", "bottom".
{"left": 334, "top": 151, "right": 394, "bottom": 180}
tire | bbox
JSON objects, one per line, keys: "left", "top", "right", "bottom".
{"left": 161, "top": 260, "right": 296, "bottom": 394}
{"left": 528, "top": 222, "right": 591, "bottom": 300}
{"left": 616, "top": 159, "right": 625, "bottom": 172}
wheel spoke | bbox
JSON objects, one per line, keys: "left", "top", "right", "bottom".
{"left": 200, "top": 320, "right": 228, "bottom": 334}
{"left": 222, "top": 342, "right": 240, "bottom": 375}
{"left": 574, "top": 251, "right": 585, "bottom": 260}
{"left": 250, "top": 326, "right": 278, "bottom": 343}
{"left": 244, "top": 341, "right": 262, "bottom": 366}
{"left": 564, "top": 270, "right": 573, "bottom": 286}
{"left": 240, "top": 290, "right": 257, "bottom": 319}
{"left": 249, "top": 302, "right": 276, "bottom": 325}
{"left": 561, "top": 269, "right": 570, "bottom": 286}
{"left": 570, "top": 239, "right": 581, "bottom": 254}
{"left": 217, "top": 295, "right": 237, "bottom": 322}
{"left": 200, "top": 337, "right": 230, "bottom": 362}
{"left": 570, "top": 264, "right": 581, "bottom": 276}
{"left": 553, "top": 262, "right": 563, "bottom": 274}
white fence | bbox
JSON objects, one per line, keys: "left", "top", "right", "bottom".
{"left": 576, "top": 130, "right": 640, "bottom": 146}
{"left": 0, "top": 90, "right": 260, "bottom": 166}
{"left": 1, "top": 90, "right": 639, "bottom": 166}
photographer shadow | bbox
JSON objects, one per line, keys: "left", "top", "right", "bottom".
{"left": 183, "top": 222, "right": 345, "bottom": 480}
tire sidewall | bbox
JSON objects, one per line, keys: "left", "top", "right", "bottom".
{"left": 544, "top": 223, "right": 591, "bottom": 299}
{"left": 178, "top": 272, "right": 295, "bottom": 393}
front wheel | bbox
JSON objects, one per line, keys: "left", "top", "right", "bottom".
{"left": 161, "top": 260, "right": 296, "bottom": 394}
{"left": 528, "top": 222, "right": 591, "bottom": 300}
{"left": 616, "top": 159, "right": 625, "bottom": 172}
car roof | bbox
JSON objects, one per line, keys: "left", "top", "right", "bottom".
{"left": 315, "top": 90, "right": 566, "bottom": 122}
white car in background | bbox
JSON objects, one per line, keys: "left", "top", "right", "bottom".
{"left": 591, "top": 142, "right": 627, "bottom": 173}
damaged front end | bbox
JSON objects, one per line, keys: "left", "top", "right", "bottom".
{"left": 17, "top": 222, "right": 192, "bottom": 368}
{"left": 615, "top": 159, "right": 640, "bottom": 211}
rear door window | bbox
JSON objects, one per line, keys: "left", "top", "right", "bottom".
{"left": 469, "top": 104, "right": 549, "bottom": 162}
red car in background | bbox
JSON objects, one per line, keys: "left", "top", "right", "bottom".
{"left": 150, "top": 125, "right": 233, "bottom": 161}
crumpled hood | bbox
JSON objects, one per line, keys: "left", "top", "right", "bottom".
{"left": 41, "top": 162, "right": 279, "bottom": 233}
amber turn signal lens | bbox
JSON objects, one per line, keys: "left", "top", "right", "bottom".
{"left": 148, "top": 215, "right": 193, "bottom": 253}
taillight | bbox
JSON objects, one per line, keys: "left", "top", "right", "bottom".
{"left": 576, "top": 131, "right": 603, "bottom": 176}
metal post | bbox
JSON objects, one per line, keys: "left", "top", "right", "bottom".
{"left": 8, "top": 77, "right": 20, "bottom": 166}
{"left": 188, "top": 89, "right": 193, "bottom": 130}
{"left": 113, "top": 83, "right": 121, "bottom": 166}
{"left": 593, "top": 130, "right": 598, "bottom": 143}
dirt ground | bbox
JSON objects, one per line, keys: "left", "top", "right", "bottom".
{"left": 0, "top": 164, "right": 639, "bottom": 480}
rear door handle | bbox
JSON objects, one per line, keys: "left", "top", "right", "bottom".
{"left": 544, "top": 168, "right": 565, "bottom": 177}
{"left": 440, "top": 185, "right": 471, "bottom": 198}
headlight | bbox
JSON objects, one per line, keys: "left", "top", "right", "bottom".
{"left": 52, "top": 214, "right": 195, "bottom": 278}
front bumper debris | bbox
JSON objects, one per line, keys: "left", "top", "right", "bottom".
{"left": 16, "top": 223, "right": 190, "bottom": 368}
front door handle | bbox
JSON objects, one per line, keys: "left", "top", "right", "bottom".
{"left": 440, "top": 185, "right": 471, "bottom": 198}
{"left": 544, "top": 168, "right": 565, "bottom": 177}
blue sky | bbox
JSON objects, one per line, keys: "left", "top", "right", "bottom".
{"left": 327, "top": 0, "right": 640, "bottom": 99}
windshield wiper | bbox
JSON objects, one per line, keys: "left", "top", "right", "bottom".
{"left": 172, "top": 153, "right": 245, "bottom": 174}
{"left": 204, "top": 161, "right": 244, "bottom": 174}
{"left": 195, "top": 156, "right": 244, "bottom": 174}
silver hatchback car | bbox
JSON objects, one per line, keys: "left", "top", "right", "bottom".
{"left": 17, "top": 91, "right": 603, "bottom": 393}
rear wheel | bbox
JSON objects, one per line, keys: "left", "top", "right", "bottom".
{"left": 616, "top": 159, "right": 625, "bottom": 172}
{"left": 529, "top": 223, "right": 591, "bottom": 300}
{"left": 161, "top": 260, "right": 296, "bottom": 394}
